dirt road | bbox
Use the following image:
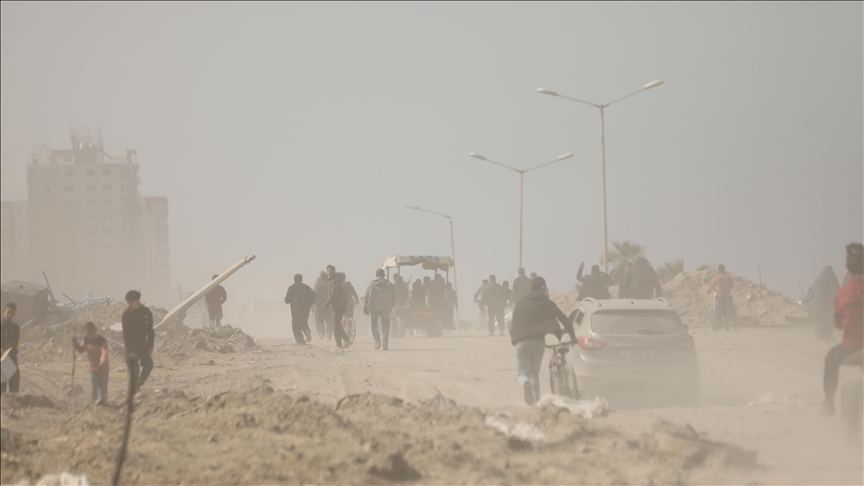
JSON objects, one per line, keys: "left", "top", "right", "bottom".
{"left": 1, "top": 322, "right": 861, "bottom": 485}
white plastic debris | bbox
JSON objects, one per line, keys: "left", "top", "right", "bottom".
{"left": 747, "top": 391, "right": 817, "bottom": 408}
{"left": 537, "top": 395, "right": 610, "bottom": 419}
{"left": 484, "top": 416, "right": 545, "bottom": 441}
{"left": 35, "top": 472, "right": 91, "bottom": 486}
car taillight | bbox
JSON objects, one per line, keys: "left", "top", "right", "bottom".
{"left": 674, "top": 335, "right": 695, "bottom": 351}
{"left": 578, "top": 337, "right": 607, "bottom": 351}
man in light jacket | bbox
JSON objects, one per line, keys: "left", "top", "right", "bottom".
{"left": 364, "top": 269, "right": 397, "bottom": 351}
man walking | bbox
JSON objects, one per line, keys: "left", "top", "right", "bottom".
{"left": 483, "top": 275, "right": 507, "bottom": 336}
{"left": 0, "top": 303, "right": 20, "bottom": 394}
{"left": 474, "top": 279, "right": 489, "bottom": 326}
{"left": 323, "top": 265, "right": 352, "bottom": 353}
{"left": 364, "top": 269, "right": 396, "bottom": 350}
{"left": 313, "top": 271, "right": 331, "bottom": 340}
{"left": 285, "top": 274, "right": 316, "bottom": 345}
{"left": 512, "top": 268, "right": 531, "bottom": 308}
{"left": 427, "top": 273, "right": 447, "bottom": 334}
{"left": 205, "top": 274, "right": 228, "bottom": 328}
{"left": 121, "top": 290, "right": 154, "bottom": 395}
{"left": 444, "top": 282, "right": 459, "bottom": 330}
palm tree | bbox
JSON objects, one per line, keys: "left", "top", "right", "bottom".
{"left": 604, "top": 240, "right": 645, "bottom": 269}
{"left": 657, "top": 258, "right": 685, "bottom": 284}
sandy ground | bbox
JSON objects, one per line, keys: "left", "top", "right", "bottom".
{"left": 1, "top": 320, "right": 862, "bottom": 485}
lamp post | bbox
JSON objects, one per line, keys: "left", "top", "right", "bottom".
{"left": 538, "top": 79, "right": 664, "bottom": 272}
{"left": 467, "top": 152, "right": 574, "bottom": 270}
{"left": 404, "top": 205, "right": 459, "bottom": 325}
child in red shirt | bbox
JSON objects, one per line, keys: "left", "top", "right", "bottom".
{"left": 72, "top": 321, "right": 110, "bottom": 405}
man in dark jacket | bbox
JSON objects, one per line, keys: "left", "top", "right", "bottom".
{"left": 285, "top": 274, "right": 316, "bottom": 345}
{"left": 205, "top": 274, "right": 227, "bottom": 328}
{"left": 313, "top": 272, "right": 332, "bottom": 340}
{"left": 483, "top": 275, "right": 507, "bottom": 336}
{"left": 621, "top": 257, "right": 663, "bottom": 299}
{"left": 363, "top": 269, "right": 397, "bottom": 350}
{"left": 512, "top": 268, "right": 531, "bottom": 308}
{"left": 1, "top": 303, "right": 20, "bottom": 394}
{"left": 121, "top": 290, "right": 154, "bottom": 395}
{"left": 510, "top": 277, "right": 576, "bottom": 405}
{"left": 323, "top": 265, "right": 351, "bottom": 353}
{"left": 576, "top": 262, "right": 614, "bottom": 301}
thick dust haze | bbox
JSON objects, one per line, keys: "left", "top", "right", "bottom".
{"left": 1, "top": 3, "right": 862, "bottom": 486}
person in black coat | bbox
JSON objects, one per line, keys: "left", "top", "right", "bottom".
{"left": 510, "top": 277, "right": 576, "bottom": 405}
{"left": 285, "top": 274, "right": 316, "bottom": 345}
{"left": 620, "top": 257, "right": 663, "bottom": 299}
{"left": 576, "top": 262, "right": 614, "bottom": 301}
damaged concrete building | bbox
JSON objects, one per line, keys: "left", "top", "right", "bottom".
{"left": 0, "top": 128, "right": 173, "bottom": 306}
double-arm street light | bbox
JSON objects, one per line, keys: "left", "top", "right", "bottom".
{"left": 467, "top": 152, "right": 574, "bottom": 270}
{"left": 404, "top": 205, "right": 460, "bottom": 325}
{"left": 537, "top": 79, "right": 664, "bottom": 272}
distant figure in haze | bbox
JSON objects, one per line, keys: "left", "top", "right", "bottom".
{"left": 621, "top": 257, "right": 663, "bottom": 300}
{"left": 205, "top": 274, "right": 228, "bottom": 328}
{"left": 821, "top": 243, "right": 863, "bottom": 416}
{"left": 576, "top": 262, "right": 614, "bottom": 301}
{"left": 802, "top": 266, "right": 842, "bottom": 342}
{"left": 529, "top": 272, "right": 537, "bottom": 281}
{"left": 510, "top": 277, "right": 576, "bottom": 406}
{"left": 393, "top": 274, "right": 409, "bottom": 308}
{"left": 482, "top": 275, "right": 508, "bottom": 336}
{"left": 707, "top": 264, "right": 735, "bottom": 327}
{"left": 0, "top": 302, "right": 20, "bottom": 394}
{"left": 444, "top": 282, "right": 459, "bottom": 330}
{"left": 341, "top": 273, "right": 361, "bottom": 324}
{"left": 474, "top": 279, "right": 489, "bottom": 325}
{"left": 502, "top": 281, "right": 513, "bottom": 312}
{"left": 122, "top": 290, "right": 154, "bottom": 396}
{"left": 363, "top": 268, "right": 396, "bottom": 351}
{"left": 284, "top": 274, "right": 316, "bottom": 345}
{"left": 512, "top": 268, "right": 531, "bottom": 308}
{"left": 410, "top": 279, "right": 426, "bottom": 307}
{"left": 313, "top": 271, "right": 332, "bottom": 340}
{"left": 72, "top": 321, "right": 110, "bottom": 404}
{"left": 323, "top": 265, "right": 352, "bottom": 353}
{"left": 427, "top": 274, "right": 447, "bottom": 334}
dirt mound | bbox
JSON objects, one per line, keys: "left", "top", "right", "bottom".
{"left": 550, "top": 267, "right": 806, "bottom": 328}
{"left": 168, "top": 325, "right": 259, "bottom": 357}
{"left": 0, "top": 389, "right": 759, "bottom": 485}
{"left": 664, "top": 268, "right": 806, "bottom": 327}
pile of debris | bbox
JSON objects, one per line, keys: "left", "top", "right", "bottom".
{"left": 549, "top": 267, "right": 806, "bottom": 328}
{"left": 18, "top": 302, "right": 257, "bottom": 365}
{"left": 663, "top": 268, "right": 806, "bottom": 327}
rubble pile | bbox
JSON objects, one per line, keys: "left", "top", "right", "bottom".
{"left": 663, "top": 268, "right": 806, "bottom": 327}
{"left": 18, "top": 302, "right": 256, "bottom": 364}
{"left": 549, "top": 266, "right": 806, "bottom": 328}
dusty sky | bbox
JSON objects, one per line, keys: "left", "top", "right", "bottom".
{"left": 2, "top": 2, "right": 862, "bottom": 324}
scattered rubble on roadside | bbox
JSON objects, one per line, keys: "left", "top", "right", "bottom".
{"left": 550, "top": 266, "right": 807, "bottom": 328}
{"left": 1, "top": 389, "right": 760, "bottom": 486}
{"left": 16, "top": 301, "right": 257, "bottom": 366}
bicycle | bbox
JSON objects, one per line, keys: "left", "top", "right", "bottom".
{"left": 547, "top": 341, "right": 582, "bottom": 399}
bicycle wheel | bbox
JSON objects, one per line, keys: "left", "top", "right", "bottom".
{"left": 565, "top": 365, "right": 581, "bottom": 399}
{"left": 343, "top": 317, "right": 356, "bottom": 345}
{"left": 549, "top": 360, "right": 563, "bottom": 396}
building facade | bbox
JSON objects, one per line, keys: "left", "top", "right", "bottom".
{"left": 0, "top": 201, "right": 30, "bottom": 283}
{"left": 10, "top": 129, "right": 173, "bottom": 305}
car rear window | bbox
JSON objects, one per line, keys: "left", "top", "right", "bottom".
{"left": 590, "top": 309, "right": 684, "bottom": 336}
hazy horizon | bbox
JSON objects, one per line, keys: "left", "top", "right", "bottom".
{"left": 2, "top": 2, "right": 862, "bottom": 328}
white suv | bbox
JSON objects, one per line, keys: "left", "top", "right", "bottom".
{"left": 569, "top": 298, "right": 699, "bottom": 406}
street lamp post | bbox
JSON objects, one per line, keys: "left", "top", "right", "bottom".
{"left": 404, "top": 205, "right": 459, "bottom": 325}
{"left": 537, "top": 79, "right": 664, "bottom": 273}
{"left": 467, "top": 152, "right": 574, "bottom": 270}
